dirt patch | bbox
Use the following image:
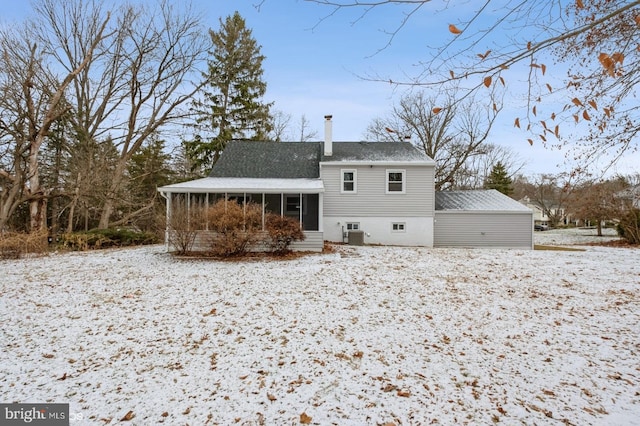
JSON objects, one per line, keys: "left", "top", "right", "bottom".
{"left": 582, "top": 239, "right": 638, "bottom": 248}
{"left": 534, "top": 245, "right": 586, "bottom": 252}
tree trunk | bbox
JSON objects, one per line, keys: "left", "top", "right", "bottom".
{"left": 28, "top": 135, "right": 47, "bottom": 232}
{"left": 98, "top": 160, "right": 128, "bottom": 229}
{"left": 29, "top": 197, "right": 47, "bottom": 233}
{"left": 0, "top": 182, "right": 23, "bottom": 231}
{"left": 66, "top": 186, "right": 80, "bottom": 233}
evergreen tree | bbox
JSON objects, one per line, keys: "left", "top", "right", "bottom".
{"left": 185, "top": 11, "right": 273, "bottom": 173}
{"left": 485, "top": 162, "right": 514, "bottom": 196}
{"left": 126, "top": 137, "right": 174, "bottom": 231}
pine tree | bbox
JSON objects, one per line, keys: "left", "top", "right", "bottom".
{"left": 185, "top": 11, "right": 273, "bottom": 173}
{"left": 485, "top": 162, "right": 514, "bottom": 195}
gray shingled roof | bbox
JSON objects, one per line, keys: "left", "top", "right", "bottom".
{"left": 322, "top": 142, "right": 434, "bottom": 163}
{"left": 435, "top": 190, "right": 533, "bottom": 212}
{"left": 209, "top": 141, "right": 434, "bottom": 179}
{"left": 209, "top": 141, "right": 321, "bottom": 179}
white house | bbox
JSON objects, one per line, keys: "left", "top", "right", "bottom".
{"left": 158, "top": 116, "right": 533, "bottom": 251}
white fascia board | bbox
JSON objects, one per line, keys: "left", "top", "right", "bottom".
{"left": 157, "top": 177, "right": 324, "bottom": 194}
{"left": 320, "top": 160, "right": 436, "bottom": 167}
{"left": 434, "top": 210, "right": 534, "bottom": 215}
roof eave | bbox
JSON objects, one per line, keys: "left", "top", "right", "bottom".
{"left": 320, "top": 160, "right": 436, "bottom": 167}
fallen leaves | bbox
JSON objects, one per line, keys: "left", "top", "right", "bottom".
{"left": 120, "top": 411, "right": 135, "bottom": 422}
{"left": 300, "top": 412, "right": 312, "bottom": 424}
{"left": 3, "top": 244, "right": 639, "bottom": 425}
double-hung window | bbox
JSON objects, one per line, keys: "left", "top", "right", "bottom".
{"left": 341, "top": 169, "right": 357, "bottom": 193}
{"left": 386, "top": 169, "right": 406, "bottom": 193}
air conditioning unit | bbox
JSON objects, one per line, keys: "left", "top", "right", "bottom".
{"left": 348, "top": 230, "right": 364, "bottom": 246}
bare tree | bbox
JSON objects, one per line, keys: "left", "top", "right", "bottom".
{"left": 268, "top": 112, "right": 319, "bottom": 142}
{"left": 33, "top": 0, "right": 210, "bottom": 229}
{"left": 308, "top": 0, "right": 640, "bottom": 170}
{"left": 269, "top": 109, "right": 292, "bottom": 142}
{"left": 569, "top": 177, "right": 628, "bottom": 236}
{"left": 296, "top": 114, "right": 319, "bottom": 142}
{"left": 0, "top": 14, "right": 109, "bottom": 232}
{"left": 455, "top": 144, "right": 526, "bottom": 190}
{"left": 365, "top": 90, "right": 501, "bottom": 190}
{"left": 527, "top": 173, "right": 578, "bottom": 227}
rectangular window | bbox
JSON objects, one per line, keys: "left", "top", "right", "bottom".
{"left": 285, "top": 195, "right": 301, "bottom": 216}
{"left": 392, "top": 222, "right": 406, "bottom": 232}
{"left": 346, "top": 222, "right": 360, "bottom": 230}
{"left": 386, "top": 170, "right": 405, "bottom": 193}
{"left": 341, "top": 169, "right": 357, "bottom": 193}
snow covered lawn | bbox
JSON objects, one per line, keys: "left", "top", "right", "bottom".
{"left": 1, "top": 237, "right": 639, "bottom": 425}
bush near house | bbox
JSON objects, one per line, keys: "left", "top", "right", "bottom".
{"left": 167, "top": 199, "right": 307, "bottom": 257}
{"left": 167, "top": 200, "right": 206, "bottom": 255}
{"left": 205, "top": 199, "right": 263, "bottom": 257}
{"left": 265, "top": 214, "right": 306, "bottom": 255}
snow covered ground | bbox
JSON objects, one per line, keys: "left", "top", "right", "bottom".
{"left": 1, "top": 232, "right": 639, "bottom": 425}
{"left": 534, "top": 227, "right": 622, "bottom": 246}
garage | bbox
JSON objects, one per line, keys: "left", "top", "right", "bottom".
{"left": 434, "top": 190, "right": 534, "bottom": 249}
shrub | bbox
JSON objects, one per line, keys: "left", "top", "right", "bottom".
{"left": 167, "top": 198, "right": 206, "bottom": 255}
{"left": 205, "top": 199, "right": 263, "bottom": 257}
{"left": 617, "top": 208, "right": 640, "bottom": 245}
{"left": 265, "top": 213, "right": 306, "bottom": 255}
{"left": 0, "top": 230, "right": 48, "bottom": 259}
{"left": 60, "top": 228, "right": 158, "bottom": 251}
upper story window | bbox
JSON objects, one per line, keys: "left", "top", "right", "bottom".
{"left": 386, "top": 169, "right": 406, "bottom": 193}
{"left": 341, "top": 169, "right": 357, "bottom": 193}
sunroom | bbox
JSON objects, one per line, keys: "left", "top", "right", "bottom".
{"left": 157, "top": 177, "right": 325, "bottom": 252}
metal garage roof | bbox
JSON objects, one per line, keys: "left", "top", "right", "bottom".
{"left": 435, "top": 190, "right": 533, "bottom": 212}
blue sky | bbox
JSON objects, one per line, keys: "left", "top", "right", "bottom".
{"left": 1, "top": 0, "right": 638, "bottom": 177}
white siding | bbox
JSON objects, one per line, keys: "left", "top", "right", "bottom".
{"left": 434, "top": 211, "right": 533, "bottom": 249}
{"left": 324, "top": 216, "right": 434, "bottom": 247}
{"left": 321, "top": 164, "right": 435, "bottom": 217}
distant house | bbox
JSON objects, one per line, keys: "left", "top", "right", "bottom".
{"left": 158, "top": 116, "right": 533, "bottom": 251}
{"left": 519, "top": 196, "right": 572, "bottom": 226}
{"left": 519, "top": 197, "right": 551, "bottom": 226}
{"left": 616, "top": 184, "right": 640, "bottom": 209}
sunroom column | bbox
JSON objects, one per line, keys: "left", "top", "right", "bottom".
{"left": 299, "top": 192, "right": 303, "bottom": 226}
{"left": 318, "top": 192, "right": 323, "bottom": 232}
{"left": 165, "top": 193, "right": 171, "bottom": 251}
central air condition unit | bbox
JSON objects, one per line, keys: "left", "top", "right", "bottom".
{"left": 348, "top": 230, "right": 364, "bottom": 246}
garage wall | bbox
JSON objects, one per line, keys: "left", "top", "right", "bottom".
{"left": 434, "top": 211, "right": 533, "bottom": 249}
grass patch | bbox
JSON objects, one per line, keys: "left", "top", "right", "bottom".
{"left": 534, "top": 245, "right": 586, "bottom": 252}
